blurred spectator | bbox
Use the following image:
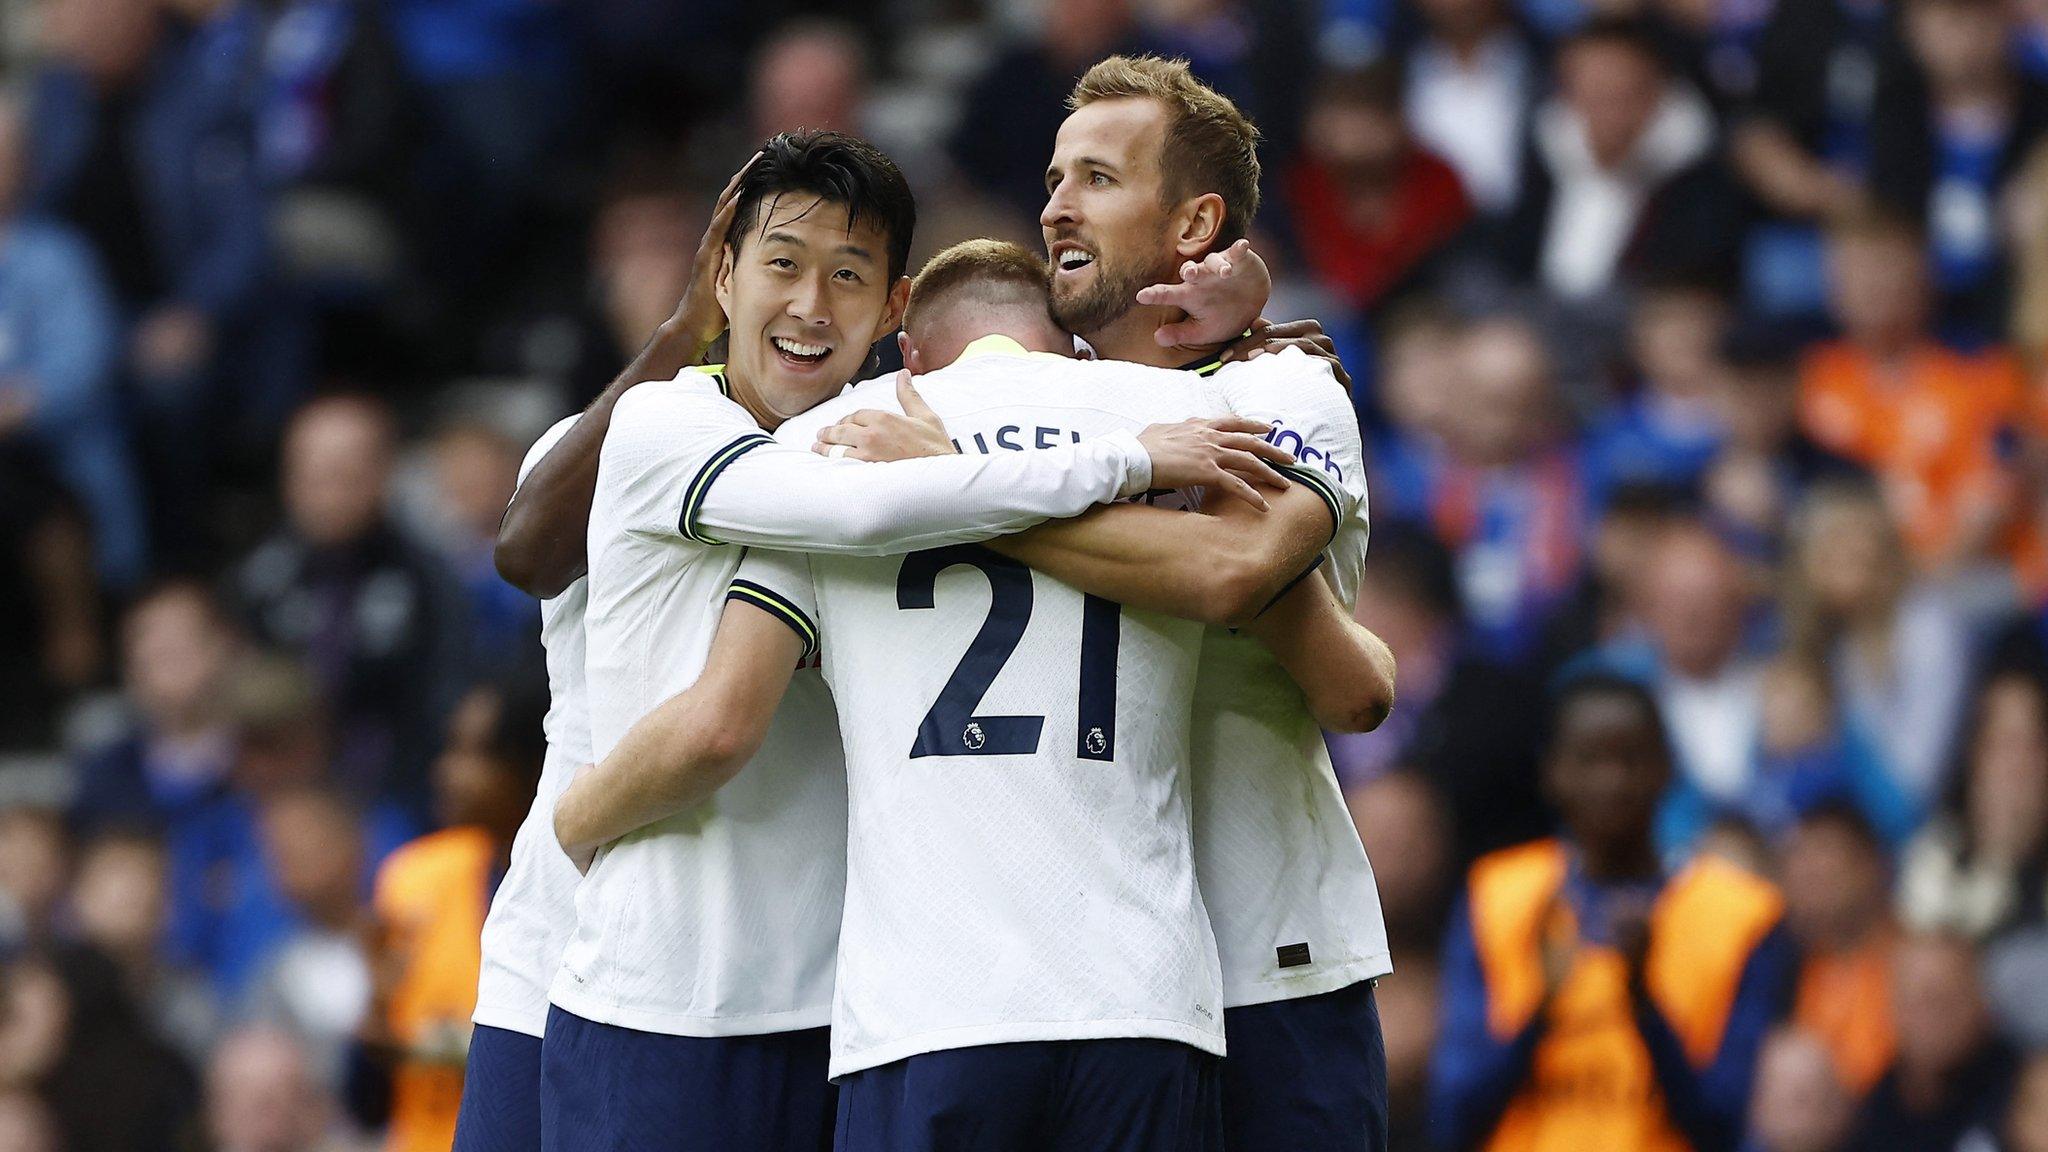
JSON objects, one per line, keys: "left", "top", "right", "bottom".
{"left": 2010, "top": 1052, "right": 2048, "bottom": 1152}
{"left": 0, "top": 1093, "right": 58, "bottom": 1152}
{"left": 71, "top": 579, "right": 239, "bottom": 838}
{"left": 559, "top": 170, "right": 699, "bottom": 404}
{"left": 0, "top": 87, "right": 143, "bottom": 587}
{"left": 361, "top": 677, "right": 545, "bottom": 1152}
{"left": 423, "top": 422, "right": 528, "bottom": 668}
{"left": 1784, "top": 482, "right": 1972, "bottom": 806}
{"left": 0, "top": 807, "right": 69, "bottom": 951}
{"left": 1502, "top": 19, "right": 1743, "bottom": 306}
{"left": 1729, "top": 0, "right": 1899, "bottom": 315}
{"left": 2, "top": 947, "right": 200, "bottom": 1152}
{"left": 1401, "top": 0, "right": 1539, "bottom": 217}
{"left": 1537, "top": 479, "right": 1684, "bottom": 668}
{"left": 241, "top": 786, "right": 370, "bottom": 1090}
{"left": 1870, "top": 0, "right": 2048, "bottom": 337}
{"left": 69, "top": 830, "right": 218, "bottom": 1062}
{"left": 1844, "top": 931, "right": 2017, "bottom": 1151}
{"left": 1591, "top": 520, "right": 1767, "bottom": 855}
{"left": 1344, "top": 770, "right": 1455, "bottom": 951}
{"left": 1780, "top": 804, "right": 1899, "bottom": 1097}
{"left": 1284, "top": 62, "right": 1472, "bottom": 319}
{"left": 1798, "top": 206, "right": 2027, "bottom": 572}
{"left": 1744, "top": 1027, "right": 1857, "bottom": 1152}
{"left": 231, "top": 395, "right": 471, "bottom": 811}
{"left": 2014, "top": 143, "right": 2048, "bottom": 370}
{"left": 1379, "top": 315, "right": 1588, "bottom": 665}
{"left": 1738, "top": 655, "right": 1916, "bottom": 849}
{"left": 950, "top": 0, "right": 1139, "bottom": 216}
{"left": 1583, "top": 279, "right": 1731, "bottom": 507}
{"left": 1331, "top": 524, "right": 1548, "bottom": 863}
{"left": 29, "top": 0, "right": 274, "bottom": 548}
{"left": 1430, "top": 673, "right": 1791, "bottom": 1152}
{"left": 205, "top": 1026, "right": 369, "bottom": 1152}
{"left": 1362, "top": 300, "right": 1456, "bottom": 477}
{"left": 1701, "top": 321, "right": 1869, "bottom": 550}
{"left": 1899, "top": 666, "right": 2048, "bottom": 940}
{"left": 748, "top": 20, "right": 867, "bottom": 144}
{"left": 384, "top": 0, "right": 571, "bottom": 296}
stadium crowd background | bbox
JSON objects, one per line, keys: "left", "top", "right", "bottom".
{"left": 0, "top": 0, "right": 2046, "bottom": 1148}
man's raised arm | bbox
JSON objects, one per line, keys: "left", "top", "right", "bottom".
{"left": 495, "top": 155, "right": 757, "bottom": 598}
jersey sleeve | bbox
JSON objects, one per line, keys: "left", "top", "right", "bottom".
{"left": 597, "top": 380, "right": 776, "bottom": 542}
{"left": 1209, "top": 347, "right": 1367, "bottom": 543}
{"left": 516, "top": 414, "right": 583, "bottom": 488}
{"left": 689, "top": 429, "right": 1153, "bottom": 555}
{"left": 726, "top": 548, "right": 820, "bottom": 661}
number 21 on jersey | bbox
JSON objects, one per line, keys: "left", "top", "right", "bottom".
{"left": 897, "top": 544, "right": 1119, "bottom": 761}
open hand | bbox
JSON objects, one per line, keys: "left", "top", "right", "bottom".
{"left": 670, "top": 151, "right": 763, "bottom": 362}
{"left": 1136, "top": 239, "right": 1271, "bottom": 349}
{"left": 1138, "top": 415, "right": 1293, "bottom": 510}
{"left": 813, "top": 371, "right": 957, "bottom": 462}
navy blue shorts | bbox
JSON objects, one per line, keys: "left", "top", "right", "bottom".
{"left": 1220, "top": 981, "right": 1387, "bottom": 1152}
{"left": 834, "top": 1038, "right": 1221, "bottom": 1152}
{"left": 454, "top": 1024, "right": 543, "bottom": 1152}
{"left": 539, "top": 1006, "right": 835, "bottom": 1152}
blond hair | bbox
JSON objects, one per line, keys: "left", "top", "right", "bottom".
{"left": 904, "top": 239, "right": 1051, "bottom": 335}
{"left": 1068, "top": 55, "right": 1261, "bottom": 247}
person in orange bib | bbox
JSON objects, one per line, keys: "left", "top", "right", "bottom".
{"left": 1428, "top": 672, "right": 1794, "bottom": 1152}
{"left": 364, "top": 676, "right": 549, "bottom": 1152}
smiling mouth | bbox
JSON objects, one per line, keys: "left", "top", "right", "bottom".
{"left": 1053, "top": 243, "right": 1097, "bottom": 275}
{"left": 771, "top": 335, "right": 833, "bottom": 367}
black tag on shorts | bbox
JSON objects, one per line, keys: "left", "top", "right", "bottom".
{"left": 1276, "top": 942, "right": 1312, "bottom": 969}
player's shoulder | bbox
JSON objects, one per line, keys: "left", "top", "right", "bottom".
{"left": 778, "top": 374, "right": 898, "bottom": 445}
{"left": 518, "top": 414, "right": 584, "bottom": 483}
{"left": 1208, "top": 345, "right": 1338, "bottom": 389}
{"left": 609, "top": 368, "right": 758, "bottom": 447}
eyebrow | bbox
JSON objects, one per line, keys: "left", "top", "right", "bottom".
{"left": 761, "top": 229, "right": 876, "bottom": 264}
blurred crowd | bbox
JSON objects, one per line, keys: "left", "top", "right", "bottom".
{"left": 0, "top": 0, "right": 2045, "bottom": 1149}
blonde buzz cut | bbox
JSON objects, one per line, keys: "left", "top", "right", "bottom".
{"left": 1068, "top": 54, "right": 1262, "bottom": 247}
{"left": 904, "top": 238, "right": 1054, "bottom": 335}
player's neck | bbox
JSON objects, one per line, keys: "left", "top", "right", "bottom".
{"left": 1083, "top": 304, "right": 1222, "bottom": 370}
{"left": 722, "top": 367, "right": 786, "bottom": 433}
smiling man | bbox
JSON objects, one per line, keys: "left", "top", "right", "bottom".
{"left": 1025, "top": 57, "right": 1397, "bottom": 1152}
{"left": 532, "top": 131, "right": 1287, "bottom": 1152}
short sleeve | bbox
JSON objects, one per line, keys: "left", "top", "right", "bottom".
{"left": 1209, "top": 347, "right": 1368, "bottom": 539}
{"left": 597, "top": 376, "right": 773, "bottom": 544}
{"left": 727, "top": 547, "right": 820, "bottom": 660}
{"left": 516, "top": 415, "right": 582, "bottom": 487}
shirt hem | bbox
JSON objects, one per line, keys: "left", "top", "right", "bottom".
{"left": 1220, "top": 952, "right": 1393, "bottom": 1010}
{"left": 828, "top": 1016, "right": 1227, "bottom": 1080}
{"left": 548, "top": 980, "right": 833, "bottom": 1038}
{"left": 471, "top": 1000, "right": 548, "bottom": 1038}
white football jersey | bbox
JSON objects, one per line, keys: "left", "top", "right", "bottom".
{"left": 1195, "top": 350, "right": 1391, "bottom": 1007}
{"left": 740, "top": 337, "right": 1234, "bottom": 1077}
{"left": 557, "top": 364, "right": 1160, "bottom": 1037}
{"left": 474, "top": 417, "right": 592, "bottom": 1037}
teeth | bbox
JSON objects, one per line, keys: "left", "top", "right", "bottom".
{"left": 1059, "top": 249, "right": 1094, "bottom": 269}
{"left": 773, "top": 337, "right": 830, "bottom": 357}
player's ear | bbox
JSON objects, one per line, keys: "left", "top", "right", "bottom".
{"left": 714, "top": 244, "right": 737, "bottom": 314}
{"left": 880, "top": 275, "right": 911, "bottom": 337}
{"left": 1172, "top": 193, "right": 1227, "bottom": 260}
{"left": 897, "top": 330, "right": 917, "bottom": 374}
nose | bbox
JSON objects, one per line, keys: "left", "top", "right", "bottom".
{"left": 787, "top": 272, "right": 830, "bottom": 326}
{"left": 1041, "top": 178, "right": 1078, "bottom": 232}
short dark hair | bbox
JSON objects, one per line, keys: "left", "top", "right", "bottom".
{"left": 726, "top": 130, "right": 917, "bottom": 283}
{"left": 1561, "top": 15, "right": 1670, "bottom": 74}
{"left": 1546, "top": 668, "right": 1671, "bottom": 758}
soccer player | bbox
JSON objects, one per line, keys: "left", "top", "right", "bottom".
{"left": 555, "top": 237, "right": 1394, "bottom": 1151}
{"left": 538, "top": 132, "right": 1289, "bottom": 1152}
{"left": 1024, "top": 56, "right": 1394, "bottom": 1150}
